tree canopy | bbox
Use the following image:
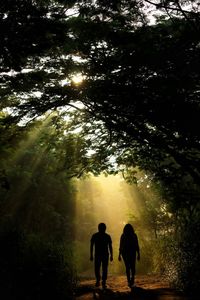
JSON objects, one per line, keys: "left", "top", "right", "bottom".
{"left": 1, "top": 1, "right": 200, "bottom": 186}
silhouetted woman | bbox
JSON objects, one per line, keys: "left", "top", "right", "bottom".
{"left": 118, "top": 223, "right": 140, "bottom": 287}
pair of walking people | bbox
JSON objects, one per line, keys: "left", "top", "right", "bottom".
{"left": 90, "top": 223, "right": 140, "bottom": 289}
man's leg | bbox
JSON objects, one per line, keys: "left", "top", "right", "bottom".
{"left": 94, "top": 257, "right": 101, "bottom": 286}
{"left": 102, "top": 256, "right": 109, "bottom": 288}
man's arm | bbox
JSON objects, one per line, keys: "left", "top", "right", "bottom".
{"left": 109, "top": 236, "right": 113, "bottom": 261}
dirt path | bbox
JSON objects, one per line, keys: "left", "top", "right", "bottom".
{"left": 76, "top": 275, "right": 195, "bottom": 300}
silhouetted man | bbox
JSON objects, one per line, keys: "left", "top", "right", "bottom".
{"left": 90, "top": 223, "right": 113, "bottom": 288}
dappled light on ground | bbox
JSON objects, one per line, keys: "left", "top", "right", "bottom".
{"left": 76, "top": 275, "right": 193, "bottom": 300}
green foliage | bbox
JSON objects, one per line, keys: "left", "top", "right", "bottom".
{"left": 0, "top": 113, "right": 90, "bottom": 298}
{"left": 170, "top": 219, "right": 200, "bottom": 294}
{"left": 150, "top": 220, "right": 200, "bottom": 295}
{"left": 151, "top": 236, "right": 177, "bottom": 276}
{"left": 133, "top": 238, "right": 156, "bottom": 275}
{"left": 0, "top": 112, "right": 95, "bottom": 240}
{"left": 1, "top": 1, "right": 200, "bottom": 190}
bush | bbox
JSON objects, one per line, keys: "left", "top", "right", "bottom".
{"left": 0, "top": 230, "right": 76, "bottom": 300}
{"left": 153, "top": 222, "right": 200, "bottom": 295}
{"left": 171, "top": 222, "right": 200, "bottom": 294}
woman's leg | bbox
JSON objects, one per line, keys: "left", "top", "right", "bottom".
{"left": 130, "top": 256, "right": 136, "bottom": 286}
{"left": 122, "top": 256, "right": 131, "bottom": 286}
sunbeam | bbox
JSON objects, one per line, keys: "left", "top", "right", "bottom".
{"left": 74, "top": 174, "right": 145, "bottom": 276}
{"left": 2, "top": 114, "right": 55, "bottom": 217}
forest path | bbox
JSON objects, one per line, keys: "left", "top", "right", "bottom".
{"left": 76, "top": 275, "right": 195, "bottom": 300}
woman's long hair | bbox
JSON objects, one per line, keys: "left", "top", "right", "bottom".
{"left": 123, "top": 223, "right": 135, "bottom": 236}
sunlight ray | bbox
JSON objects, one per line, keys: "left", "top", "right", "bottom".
{"left": 75, "top": 174, "right": 143, "bottom": 276}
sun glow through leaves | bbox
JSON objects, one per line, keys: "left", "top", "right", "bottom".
{"left": 71, "top": 73, "right": 84, "bottom": 85}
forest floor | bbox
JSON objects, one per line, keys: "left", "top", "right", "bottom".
{"left": 75, "top": 275, "right": 196, "bottom": 300}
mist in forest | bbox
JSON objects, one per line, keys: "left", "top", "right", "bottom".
{"left": 73, "top": 174, "right": 154, "bottom": 277}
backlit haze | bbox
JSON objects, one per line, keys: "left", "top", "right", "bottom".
{"left": 74, "top": 174, "right": 146, "bottom": 276}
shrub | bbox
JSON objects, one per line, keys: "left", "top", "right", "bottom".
{"left": 0, "top": 230, "right": 76, "bottom": 300}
